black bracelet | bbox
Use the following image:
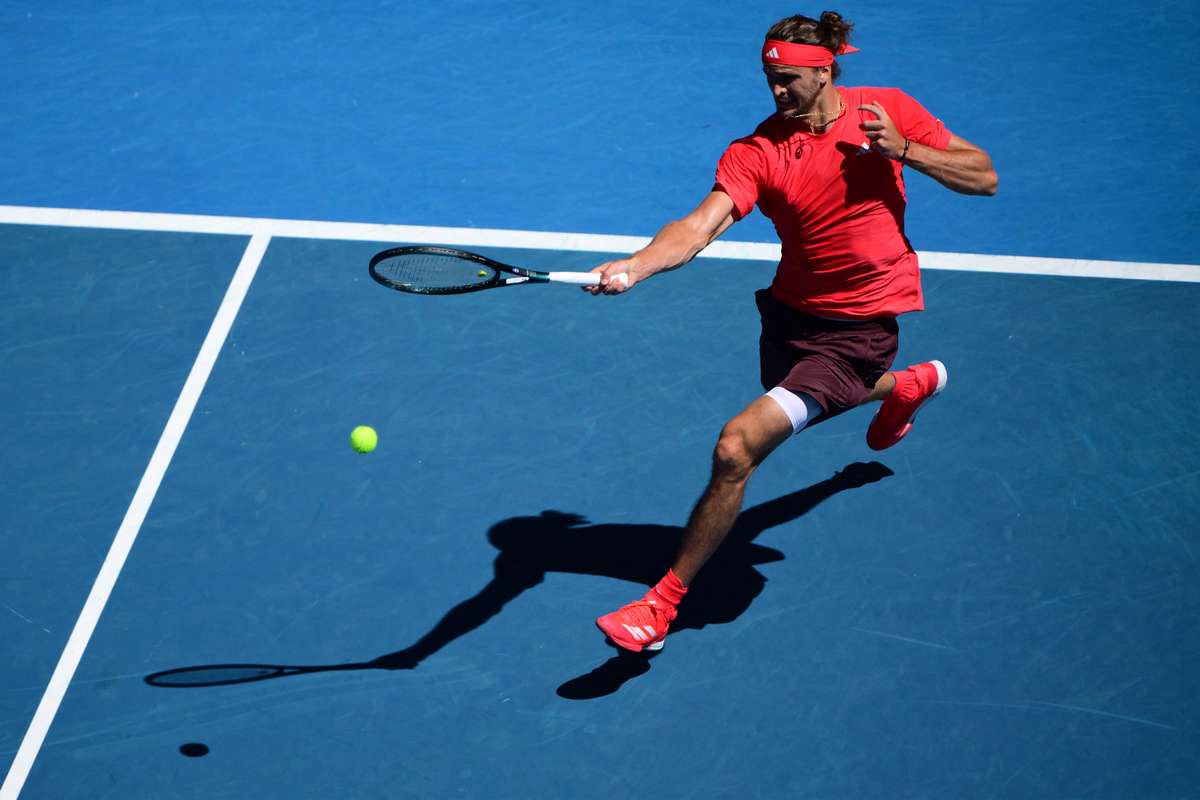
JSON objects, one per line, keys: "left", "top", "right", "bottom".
{"left": 900, "top": 138, "right": 911, "bottom": 164}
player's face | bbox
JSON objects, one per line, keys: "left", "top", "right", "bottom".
{"left": 764, "top": 65, "right": 827, "bottom": 117}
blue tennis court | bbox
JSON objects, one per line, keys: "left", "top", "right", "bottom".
{"left": 3, "top": 3, "right": 1199, "bottom": 798}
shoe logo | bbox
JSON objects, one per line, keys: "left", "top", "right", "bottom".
{"left": 622, "top": 624, "right": 658, "bottom": 641}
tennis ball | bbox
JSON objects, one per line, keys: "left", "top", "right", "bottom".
{"left": 350, "top": 425, "right": 377, "bottom": 454}
{"left": 477, "top": 269, "right": 488, "bottom": 277}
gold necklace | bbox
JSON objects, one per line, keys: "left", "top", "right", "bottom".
{"left": 786, "top": 99, "right": 844, "bottom": 130}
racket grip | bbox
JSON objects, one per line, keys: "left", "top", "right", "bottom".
{"left": 549, "top": 271, "right": 630, "bottom": 287}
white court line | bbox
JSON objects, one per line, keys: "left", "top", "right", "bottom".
{"left": 0, "top": 233, "right": 271, "bottom": 800}
{"left": 1, "top": 204, "right": 1199, "bottom": 282}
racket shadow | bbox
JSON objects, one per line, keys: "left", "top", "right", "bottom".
{"left": 144, "top": 461, "right": 892, "bottom": 695}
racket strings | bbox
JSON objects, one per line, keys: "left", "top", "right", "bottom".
{"left": 375, "top": 252, "right": 497, "bottom": 291}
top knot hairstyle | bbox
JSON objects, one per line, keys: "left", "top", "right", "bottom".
{"left": 766, "top": 11, "right": 855, "bottom": 79}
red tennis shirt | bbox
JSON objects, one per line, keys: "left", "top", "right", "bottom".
{"left": 715, "top": 86, "right": 952, "bottom": 319}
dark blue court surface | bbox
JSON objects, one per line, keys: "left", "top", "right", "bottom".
{"left": 3, "top": 2, "right": 1200, "bottom": 799}
{"left": 0, "top": 225, "right": 244, "bottom": 732}
{"left": 3, "top": 232, "right": 1198, "bottom": 798}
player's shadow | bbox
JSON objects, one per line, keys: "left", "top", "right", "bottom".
{"left": 145, "top": 461, "right": 892, "bottom": 698}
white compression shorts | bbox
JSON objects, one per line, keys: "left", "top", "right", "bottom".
{"left": 766, "top": 386, "right": 824, "bottom": 434}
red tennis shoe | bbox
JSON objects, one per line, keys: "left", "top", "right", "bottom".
{"left": 866, "top": 360, "right": 948, "bottom": 451}
{"left": 596, "top": 590, "right": 677, "bottom": 652}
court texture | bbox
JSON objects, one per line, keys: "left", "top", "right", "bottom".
{"left": 2, "top": 2, "right": 1198, "bottom": 798}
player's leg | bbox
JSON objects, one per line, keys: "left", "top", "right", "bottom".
{"left": 671, "top": 393, "right": 800, "bottom": 585}
{"left": 865, "top": 371, "right": 897, "bottom": 401}
{"left": 595, "top": 390, "right": 815, "bottom": 653}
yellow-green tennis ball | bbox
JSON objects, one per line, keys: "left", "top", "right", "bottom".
{"left": 350, "top": 425, "right": 377, "bottom": 454}
{"left": 477, "top": 269, "right": 488, "bottom": 277}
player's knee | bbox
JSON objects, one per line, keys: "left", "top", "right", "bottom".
{"left": 712, "top": 421, "right": 756, "bottom": 481}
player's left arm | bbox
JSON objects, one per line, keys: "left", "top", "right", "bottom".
{"left": 858, "top": 101, "right": 998, "bottom": 196}
{"left": 903, "top": 134, "right": 998, "bottom": 196}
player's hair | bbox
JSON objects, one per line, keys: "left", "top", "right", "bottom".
{"left": 766, "top": 11, "right": 854, "bottom": 80}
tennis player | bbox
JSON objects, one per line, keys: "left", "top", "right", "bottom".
{"left": 589, "top": 11, "right": 997, "bottom": 652}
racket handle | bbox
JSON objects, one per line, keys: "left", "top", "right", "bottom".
{"left": 548, "top": 271, "right": 630, "bottom": 288}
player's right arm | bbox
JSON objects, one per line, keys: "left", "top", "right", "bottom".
{"left": 588, "top": 191, "right": 738, "bottom": 294}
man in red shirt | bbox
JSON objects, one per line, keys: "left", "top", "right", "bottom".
{"left": 590, "top": 11, "right": 997, "bottom": 653}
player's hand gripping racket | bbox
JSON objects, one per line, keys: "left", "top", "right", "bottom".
{"left": 369, "top": 246, "right": 627, "bottom": 295}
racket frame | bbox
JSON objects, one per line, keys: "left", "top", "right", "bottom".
{"left": 369, "top": 245, "right": 598, "bottom": 295}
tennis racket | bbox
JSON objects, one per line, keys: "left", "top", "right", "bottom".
{"left": 368, "top": 245, "right": 627, "bottom": 295}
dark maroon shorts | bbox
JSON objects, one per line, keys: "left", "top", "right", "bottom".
{"left": 756, "top": 288, "right": 899, "bottom": 420}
